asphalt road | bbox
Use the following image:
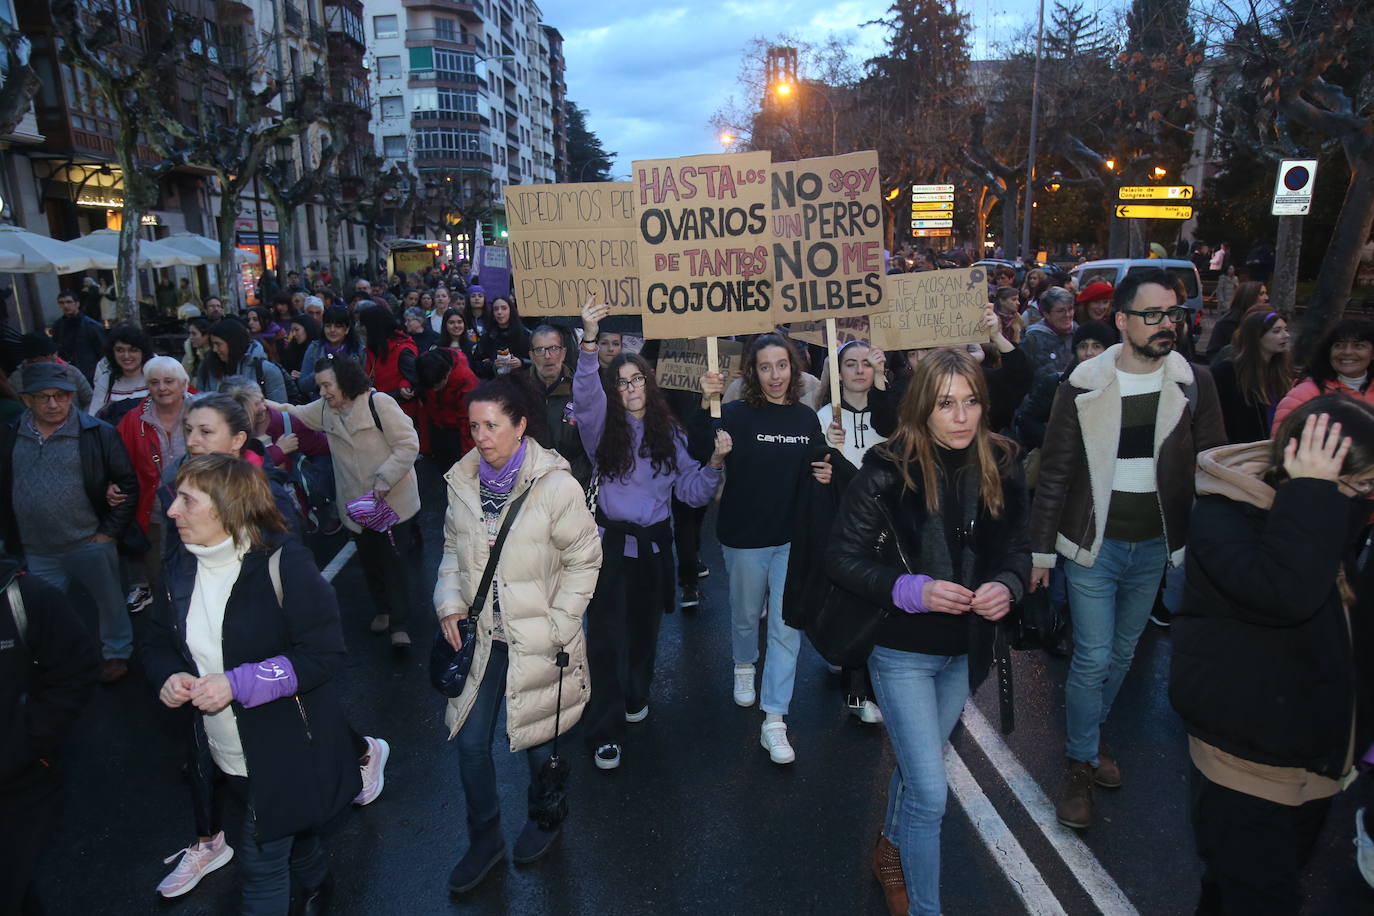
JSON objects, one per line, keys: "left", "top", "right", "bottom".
{"left": 32, "top": 457, "right": 1374, "bottom": 915}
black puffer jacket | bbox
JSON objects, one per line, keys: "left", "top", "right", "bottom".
{"left": 1171, "top": 457, "right": 1368, "bottom": 779}
{"left": 826, "top": 445, "right": 1029, "bottom": 694}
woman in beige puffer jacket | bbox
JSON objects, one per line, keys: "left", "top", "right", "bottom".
{"left": 435, "top": 376, "right": 601, "bottom": 894}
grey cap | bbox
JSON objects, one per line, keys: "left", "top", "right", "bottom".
{"left": 17, "top": 362, "right": 77, "bottom": 394}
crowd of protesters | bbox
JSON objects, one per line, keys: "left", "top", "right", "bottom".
{"left": 2, "top": 249, "right": 1372, "bottom": 916}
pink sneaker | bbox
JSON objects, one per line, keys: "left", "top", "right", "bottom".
{"left": 156, "top": 831, "right": 233, "bottom": 898}
{"left": 354, "top": 736, "right": 390, "bottom": 806}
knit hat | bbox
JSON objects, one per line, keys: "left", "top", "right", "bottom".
{"left": 1073, "top": 321, "right": 1115, "bottom": 351}
{"left": 20, "top": 332, "right": 58, "bottom": 360}
{"left": 1075, "top": 281, "right": 1114, "bottom": 304}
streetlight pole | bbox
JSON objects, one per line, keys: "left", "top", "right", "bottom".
{"left": 577, "top": 156, "right": 609, "bottom": 182}
{"left": 1020, "top": 0, "right": 1046, "bottom": 262}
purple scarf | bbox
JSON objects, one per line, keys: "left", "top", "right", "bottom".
{"left": 479, "top": 436, "right": 528, "bottom": 494}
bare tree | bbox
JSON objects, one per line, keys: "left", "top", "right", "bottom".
{"left": 258, "top": 131, "right": 338, "bottom": 283}
{"left": 0, "top": 21, "right": 41, "bottom": 138}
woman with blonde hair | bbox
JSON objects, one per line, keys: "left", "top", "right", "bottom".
{"left": 826, "top": 348, "right": 1029, "bottom": 916}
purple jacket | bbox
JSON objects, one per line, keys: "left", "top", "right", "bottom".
{"left": 573, "top": 347, "right": 721, "bottom": 557}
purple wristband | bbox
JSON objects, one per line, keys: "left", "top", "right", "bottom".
{"left": 225, "top": 655, "right": 298, "bottom": 709}
{"left": 892, "top": 574, "right": 933, "bottom": 614}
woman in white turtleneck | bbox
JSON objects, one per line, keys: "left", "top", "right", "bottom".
{"left": 142, "top": 454, "right": 359, "bottom": 914}
{"left": 1271, "top": 318, "right": 1374, "bottom": 434}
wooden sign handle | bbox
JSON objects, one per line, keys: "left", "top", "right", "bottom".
{"left": 706, "top": 336, "right": 722, "bottom": 419}
{"left": 826, "top": 318, "right": 842, "bottom": 427}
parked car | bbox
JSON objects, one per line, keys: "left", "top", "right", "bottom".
{"left": 1070, "top": 258, "right": 1204, "bottom": 337}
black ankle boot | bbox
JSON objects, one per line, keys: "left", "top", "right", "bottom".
{"left": 290, "top": 872, "right": 334, "bottom": 916}
{"left": 448, "top": 818, "right": 505, "bottom": 895}
{"left": 511, "top": 819, "right": 562, "bottom": 865}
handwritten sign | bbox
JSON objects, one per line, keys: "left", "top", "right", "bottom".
{"left": 772, "top": 151, "right": 886, "bottom": 319}
{"left": 635, "top": 151, "right": 777, "bottom": 339}
{"left": 654, "top": 338, "right": 743, "bottom": 392}
{"left": 867, "top": 267, "right": 989, "bottom": 351}
{"left": 788, "top": 316, "right": 870, "bottom": 347}
{"left": 507, "top": 182, "right": 640, "bottom": 316}
{"left": 475, "top": 244, "right": 511, "bottom": 299}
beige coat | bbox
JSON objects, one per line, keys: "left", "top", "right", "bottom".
{"left": 435, "top": 440, "right": 601, "bottom": 751}
{"left": 282, "top": 390, "right": 420, "bottom": 532}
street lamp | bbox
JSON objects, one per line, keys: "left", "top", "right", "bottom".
{"left": 773, "top": 81, "right": 793, "bottom": 97}
{"left": 1104, "top": 158, "right": 1116, "bottom": 171}
{"left": 719, "top": 132, "right": 735, "bottom": 148}
{"left": 1152, "top": 165, "right": 1167, "bottom": 179}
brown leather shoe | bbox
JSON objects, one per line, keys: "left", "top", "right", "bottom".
{"left": 99, "top": 658, "right": 128, "bottom": 684}
{"left": 871, "top": 834, "right": 908, "bottom": 916}
{"left": 1056, "top": 759, "right": 1095, "bottom": 829}
{"left": 1094, "top": 742, "right": 1122, "bottom": 789}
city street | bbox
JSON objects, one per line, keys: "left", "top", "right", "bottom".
{"left": 34, "top": 459, "right": 1372, "bottom": 915}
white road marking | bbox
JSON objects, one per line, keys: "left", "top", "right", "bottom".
{"left": 945, "top": 745, "right": 1069, "bottom": 915}
{"left": 320, "top": 540, "right": 357, "bottom": 583}
{"left": 961, "top": 705, "right": 1141, "bottom": 915}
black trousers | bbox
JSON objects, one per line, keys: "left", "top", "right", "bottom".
{"left": 429, "top": 423, "right": 465, "bottom": 473}
{"left": 1192, "top": 771, "right": 1331, "bottom": 915}
{"left": 584, "top": 556, "right": 660, "bottom": 749}
{"left": 0, "top": 766, "right": 61, "bottom": 915}
{"left": 355, "top": 518, "right": 414, "bottom": 632}
{"left": 671, "top": 497, "right": 708, "bottom": 582}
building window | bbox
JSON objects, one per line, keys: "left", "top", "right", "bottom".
{"left": 380, "top": 95, "right": 404, "bottom": 119}
{"left": 434, "top": 49, "right": 477, "bottom": 81}
{"left": 414, "top": 128, "right": 488, "bottom": 157}
{"left": 435, "top": 17, "right": 456, "bottom": 40}
{"left": 375, "top": 56, "right": 401, "bottom": 79}
{"left": 373, "top": 15, "right": 398, "bottom": 39}
{"left": 383, "top": 134, "right": 407, "bottom": 158}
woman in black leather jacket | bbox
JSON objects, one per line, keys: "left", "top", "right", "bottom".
{"left": 826, "top": 348, "right": 1029, "bottom": 916}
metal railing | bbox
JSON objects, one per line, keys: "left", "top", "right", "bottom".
{"left": 404, "top": 28, "right": 474, "bottom": 46}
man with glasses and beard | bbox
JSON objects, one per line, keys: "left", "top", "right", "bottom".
{"left": 1026, "top": 268, "right": 1225, "bottom": 831}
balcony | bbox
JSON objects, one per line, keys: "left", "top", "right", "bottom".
{"left": 408, "top": 71, "right": 486, "bottom": 90}
{"left": 412, "top": 111, "right": 490, "bottom": 127}
{"left": 404, "top": 29, "right": 476, "bottom": 49}
{"left": 307, "top": 21, "right": 326, "bottom": 45}
{"left": 506, "top": 127, "right": 518, "bottom": 145}
{"left": 284, "top": 3, "right": 303, "bottom": 30}
{"left": 400, "top": 0, "right": 481, "bottom": 22}
{"left": 508, "top": 168, "right": 523, "bottom": 184}
{"left": 413, "top": 151, "right": 492, "bottom": 170}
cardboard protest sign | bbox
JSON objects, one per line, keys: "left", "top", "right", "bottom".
{"left": 654, "top": 338, "right": 743, "bottom": 392}
{"left": 475, "top": 245, "right": 511, "bottom": 300}
{"left": 506, "top": 182, "right": 639, "bottom": 316}
{"left": 867, "top": 267, "right": 990, "bottom": 351}
{"left": 788, "top": 316, "right": 870, "bottom": 347}
{"left": 771, "top": 151, "right": 886, "bottom": 320}
{"left": 634, "top": 151, "right": 777, "bottom": 339}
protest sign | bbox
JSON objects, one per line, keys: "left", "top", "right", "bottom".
{"left": 635, "top": 151, "right": 777, "bottom": 339}
{"left": 507, "top": 182, "right": 639, "bottom": 316}
{"left": 789, "top": 316, "right": 870, "bottom": 347}
{"left": 771, "top": 151, "right": 886, "bottom": 320}
{"left": 654, "top": 338, "right": 743, "bottom": 392}
{"left": 867, "top": 267, "right": 990, "bottom": 351}
{"left": 475, "top": 245, "right": 511, "bottom": 299}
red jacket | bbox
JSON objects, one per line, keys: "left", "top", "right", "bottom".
{"left": 116, "top": 398, "right": 188, "bottom": 535}
{"left": 423, "top": 349, "right": 480, "bottom": 455}
{"left": 1271, "top": 376, "right": 1374, "bottom": 435}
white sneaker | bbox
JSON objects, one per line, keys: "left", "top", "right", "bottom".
{"left": 733, "top": 664, "right": 756, "bottom": 707}
{"left": 760, "top": 721, "right": 795, "bottom": 764}
{"left": 126, "top": 584, "right": 153, "bottom": 614}
{"left": 625, "top": 705, "right": 648, "bottom": 723}
{"left": 594, "top": 743, "right": 621, "bottom": 770}
{"left": 1357, "top": 808, "right": 1374, "bottom": 889}
{"left": 848, "top": 698, "right": 884, "bottom": 724}
{"left": 353, "top": 736, "right": 390, "bottom": 806}
{"left": 156, "top": 832, "right": 234, "bottom": 898}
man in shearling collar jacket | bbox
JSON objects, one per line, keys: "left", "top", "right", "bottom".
{"left": 1026, "top": 268, "right": 1225, "bottom": 831}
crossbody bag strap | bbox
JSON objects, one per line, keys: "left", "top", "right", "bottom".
{"left": 469, "top": 487, "right": 533, "bottom": 621}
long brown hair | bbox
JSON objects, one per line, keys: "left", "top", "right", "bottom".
{"left": 878, "top": 348, "right": 1015, "bottom": 518}
{"left": 741, "top": 334, "right": 803, "bottom": 408}
{"left": 1231, "top": 308, "right": 1292, "bottom": 407}
{"left": 596, "top": 352, "right": 682, "bottom": 481}
{"left": 174, "top": 453, "right": 285, "bottom": 551}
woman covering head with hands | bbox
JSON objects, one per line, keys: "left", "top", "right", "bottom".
{"left": 574, "top": 300, "right": 729, "bottom": 771}
{"left": 825, "top": 347, "right": 1029, "bottom": 916}
{"left": 702, "top": 332, "right": 834, "bottom": 766}
{"left": 1171, "top": 396, "right": 1374, "bottom": 913}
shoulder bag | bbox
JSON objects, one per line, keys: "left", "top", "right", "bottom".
{"left": 429, "top": 488, "right": 532, "bottom": 697}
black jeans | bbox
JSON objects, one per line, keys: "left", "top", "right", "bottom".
{"left": 224, "top": 775, "right": 328, "bottom": 916}
{"left": 1192, "top": 771, "right": 1331, "bottom": 915}
{"left": 584, "top": 556, "right": 660, "bottom": 749}
{"left": 671, "top": 497, "right": 707, "bottom": 583}
{"left": 429, "top": 424, "right": 465, "bottom": 473}
{"left": 354, "top": 518, "right": 414, "bottom": 633}
{"left": 0, "top": 765, "right": 61, "bottom": 915}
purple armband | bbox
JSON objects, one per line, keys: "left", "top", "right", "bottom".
{"left": 891, "top": 574, "right": 933, "bottom": 614}
{"left": 225, "top": 655, "right": 298, "bottom": 709}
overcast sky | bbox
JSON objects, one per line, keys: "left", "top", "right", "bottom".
{"left": 539, "top": 0, "right": 1046, "bottom": 174}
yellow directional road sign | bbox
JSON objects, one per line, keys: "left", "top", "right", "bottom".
{"left": 1115, "top": 204, "right": 1193, "bottom": 220}
{"left": 1118, "top": 185, "right": 1194, "bottom": 200}
{"left": 910, "top": 201, "right": 954, "bottom": 212}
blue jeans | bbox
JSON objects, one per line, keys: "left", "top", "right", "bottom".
{"left": 868, "top": 646, "right": 969, "bottom": 916}
{"left": 722, "top": 544, "right": 800, "bottom": 716}
{"left": 455, "top": 642, "right": 555, "bottom": 831}
{"left": 1062, "top": 536, "right": 1167, "bottom": 764}
{"left": 26, "top": 539, "right": 132, "bottom": 659}
{"left": 225, "top": 775, "right": 327, "bottom": 916}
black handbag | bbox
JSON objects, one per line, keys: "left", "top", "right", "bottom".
{"left": 429, "top": 488, "right": 532, "bottom": 698}
{"left": 806, "top": 496, "right": 912, "bottom": 668}
{"left": 1009, "top": 584, "right": 1065, "bottom": 651}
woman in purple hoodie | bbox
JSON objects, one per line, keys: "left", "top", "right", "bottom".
{"left": 574, "top": 300, "right": 731, "bottom": 771}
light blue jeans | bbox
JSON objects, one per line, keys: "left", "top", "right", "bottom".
{"left": 1062, "top": 536, "right": 1167, "bottom": 764}
{"left": 868, "top": 646, "right": 969, "bottom": 916}
{"left": 722, "top": 544, "right": 800, "bottom": 716}
{"left": 26, "top": 539, "right": 132, "bottom": 660}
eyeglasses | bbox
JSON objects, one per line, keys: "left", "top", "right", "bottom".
{"left": 615, "top": 374, "right": 647, "bottom": 391}
{"left": 1340, "top": 477, "right": 1374, "bottom": 497}
{"left": 29, "top": 392, "right": 72, "bottom": 403}
{"left": 531, "top": 345, "right": 565, "bottom": 357}
{"left": 1120, "top": 306, "right": 1190, "bottom": 325}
